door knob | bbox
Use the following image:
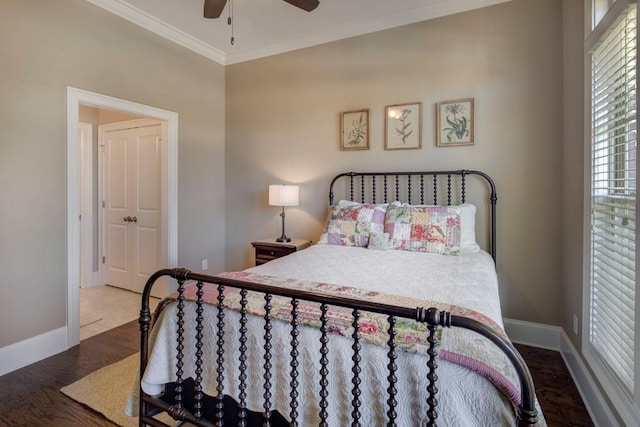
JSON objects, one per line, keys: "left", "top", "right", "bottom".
{"left": 124, "top": 216, "right": 132, "bottom": 222}
{"left": 131, "top": 216, "right": 138, "bottom": 223}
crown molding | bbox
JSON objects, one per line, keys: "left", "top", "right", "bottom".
{"left": 84, "top": 0, "right": 226, "bottom": 65}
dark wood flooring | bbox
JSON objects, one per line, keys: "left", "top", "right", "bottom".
{"left": 0, "top": 321, "right": 593, "bottom": 426}
{"left": 514, "top": 344, "right": 594, "bottom": 426}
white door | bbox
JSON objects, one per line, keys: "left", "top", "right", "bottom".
{"left": 102, "top": 123, "right": 162, "bottom": 294}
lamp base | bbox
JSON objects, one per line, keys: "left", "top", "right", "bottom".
{"left": 277, "top": 207, "right": 291, "bottom": 243}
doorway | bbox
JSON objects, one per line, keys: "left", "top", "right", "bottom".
{"left": 66, "top": 87, "right": 178, "bottom": 348}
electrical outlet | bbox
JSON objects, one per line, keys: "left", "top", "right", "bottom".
{"left": 202, "top": 259, "right": 208, "bottom": 271}
{"left": 573, "top": 314, "right": 578, "bottom": 336}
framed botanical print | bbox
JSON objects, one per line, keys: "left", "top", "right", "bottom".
{"left": 340, "top": 109, "right": 369, "bottom": 150}
{"left": 384, "top": 102, "right": 422, "bottom": 150}
{"left": 436, "top": 98, "right": 474, "bottom": 146}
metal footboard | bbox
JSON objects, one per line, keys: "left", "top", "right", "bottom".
{"left": 138, "top": 268, "right": 538, "bottom": 427}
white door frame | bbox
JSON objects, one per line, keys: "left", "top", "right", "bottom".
{"left": 78, "top": 122, "right": 96, "bottom": 288}
{"left": 66, "top": 87, "right": 178, "bottom": 348}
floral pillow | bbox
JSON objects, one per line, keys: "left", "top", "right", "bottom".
{"left": 318, "top": 201, "right": 388, "bottom": 247}
{"left": 384, "top": 202, "right": 461, "bottom": 255}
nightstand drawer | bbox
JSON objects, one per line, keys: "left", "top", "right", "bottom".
{"left": 251, "top": 238, "right": 311, "bottom": 266}
{"left": 255, "top": 245, "right": 296, "bottom": 264}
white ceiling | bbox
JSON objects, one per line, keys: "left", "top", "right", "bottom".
{"left": 86, "top": 0, "right": 510, "bottom": 65}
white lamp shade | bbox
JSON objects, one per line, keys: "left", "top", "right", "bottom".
{"left": 269, "top": 185, "right": 299, "bottom": 207}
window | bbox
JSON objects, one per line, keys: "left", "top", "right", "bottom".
{"left": 586, "top": 0, "right": 639, "bottom": 423}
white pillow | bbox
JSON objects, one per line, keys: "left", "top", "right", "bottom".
{"left": 459, "top": 203, "right": 480, "bottom": 253}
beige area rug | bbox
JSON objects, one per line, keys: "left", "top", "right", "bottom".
{"left": 61, "top": 353, "right": 175, "bottom": 427}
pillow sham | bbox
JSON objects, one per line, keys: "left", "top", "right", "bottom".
{"left": 382, "top": 202, "right": 479, "bottom": 253}
{"left": 384, "top": 202, "right": 461, "bottom": 255}
{"left": 318, "top": 201, "right": 388, "bottom": 247}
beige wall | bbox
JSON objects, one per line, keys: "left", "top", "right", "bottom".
{"left": 226, "top": 0, "right": 564, "bottom": 325}
{"left": 0, "top": 0, "right": 225, "bottom": 347}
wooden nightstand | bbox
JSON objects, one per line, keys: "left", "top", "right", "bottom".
{"left": 251, "top": 238, "right": 311, "bottom": 266}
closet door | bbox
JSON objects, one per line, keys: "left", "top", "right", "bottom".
{"left": 103, "top": 124, "right": 161, "bottom": 293}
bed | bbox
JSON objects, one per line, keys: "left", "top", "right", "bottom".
{"left": 131, "top": 170, "right": 545, "bottom": 426}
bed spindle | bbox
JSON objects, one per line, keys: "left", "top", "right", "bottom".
{"left": 461, "top": 172, "right": 467, "bottom": 203}
{"left": 361, "top": 176, "right": 365, "bottom": 203}
{"left": 433, "top": 174, "right": 438, "bottom": 205}
{"left": 383, "top": 175, "right": 388, "bottom": 203}
{"left": 395, "top": 175, "right": 400, "bottom": 201}
{"left": 407, "top": 176, "right": 412, "bottom": 205}
{"left": 372, "top": 176, "right": 377, "bottom": 204}
{"left": 420, "top": 307, "right": 451, "bottom": 427}
{"left": 426, "top": 326, "right": 440, "bottom": 426}
{"left": 447, "top": 174, "right": 452, "bottom": 206}
{"left": 349, "top": 176, "right": 355, "bottom": 201}
{"left": 319, "top": 303, "right": 330, "bottom": 426}
{"left": 238, "top": 289, "right": 249, "bottom": 426}
{"left": 263, "top": 293, "right": 274, "bottom": 425}
{"left": 214, "top": 284, "right": 226, "bottom": 425}
{"left": 174, "top": 276, "right": 186, "bottom": 414}
{"left": 193, "top": 281, "right": 205, "bottom": 419}
{"left": 351, "top": 309, "right": 362, "bottom": 426}
{"left": 386, "top": 316, "right": 398, "bottom": 427}
{"left": 420, "top": 175, "right": 425, "bottom": 205}
{"left": 289, "top": 298, "right": 300, "bottom": 426}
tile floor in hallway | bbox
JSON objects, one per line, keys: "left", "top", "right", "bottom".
{"left": 79, "top": 285, "right": 161, "bottom": 340}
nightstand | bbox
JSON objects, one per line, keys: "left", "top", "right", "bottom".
{"left": 251, "top": 238, "right": 311, "bottom": 266}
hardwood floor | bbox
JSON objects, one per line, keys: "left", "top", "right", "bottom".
{"left": 515, "top": 344, "right": 594, "bottom": 426}
{"left": 0, "top": 321, "right": 593, "bottom": 426}
{"left": 0, "top": 322, "right": 139, "bottom": 427}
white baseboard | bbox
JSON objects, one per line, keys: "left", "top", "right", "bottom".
{"left": 503, "top": 318, "right": 563, "bottom": 350}
{"left": 0, "top": 327, "right": 69, "bottom": 377}
{"left": 503, "top": 318, "right": 619, "bottom": 427}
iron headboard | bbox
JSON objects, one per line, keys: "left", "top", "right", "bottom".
{"left": 328, "top": 170, "right": 497, "bottom": 262}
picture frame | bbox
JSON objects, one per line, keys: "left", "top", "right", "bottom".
{"left": 436, "top": 98, "right": 474, "bottom": 146}
{"left": 384, "top": 102, "right": 422, "bottom": 150}
{"left": 340, "top": 109, "right": 370, "bottom": 151}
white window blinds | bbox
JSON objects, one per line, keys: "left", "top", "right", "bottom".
{"left": 590, "top": 3, "right": 637, "bottom": 394}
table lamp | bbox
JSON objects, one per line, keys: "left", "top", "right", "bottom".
{"left": 269, "top": 184, "right": 299, "bottom": 242}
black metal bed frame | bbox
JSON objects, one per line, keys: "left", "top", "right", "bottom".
{"left": 138, "top": 170, "right": 537, "bottom": 427}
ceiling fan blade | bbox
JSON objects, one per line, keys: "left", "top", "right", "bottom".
{"left": 282, "top": 0, "right": 320, "bottom": 12}
{"left": 204, "top": 0, "right": 227, "bottom": 18}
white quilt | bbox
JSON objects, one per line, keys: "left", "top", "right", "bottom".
{"left": 129, "top": 245, "right": 544, "bottom": 426}
{"left": 247, "top": 245, "right": 504, "bottom": 328}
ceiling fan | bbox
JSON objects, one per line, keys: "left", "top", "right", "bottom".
{"left": 203, "top": 0, "right": 320, "bottom": 19}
